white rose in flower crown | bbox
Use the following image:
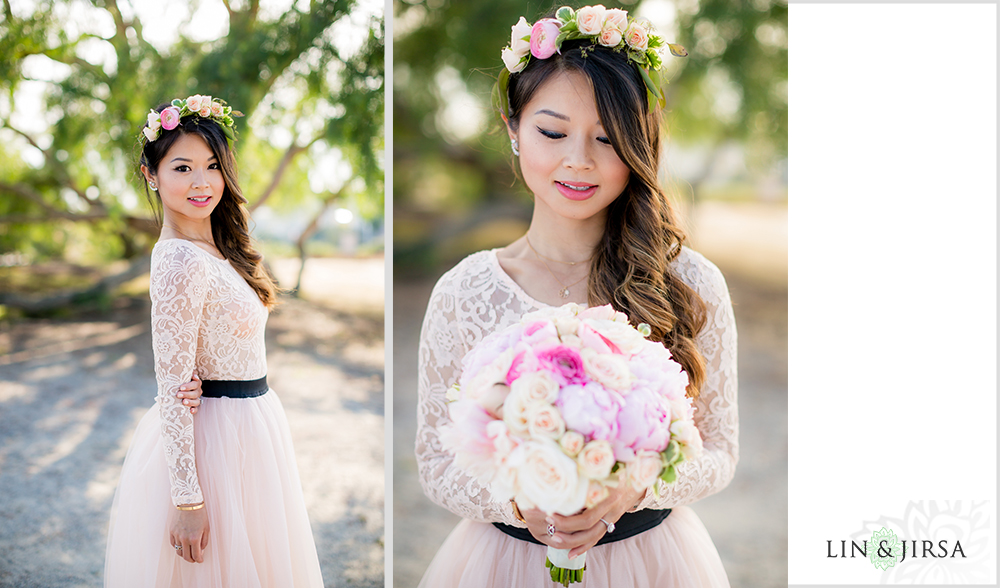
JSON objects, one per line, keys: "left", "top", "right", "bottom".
{"left": 576, "top": 5, "right": 607, "bottom": 35}
{"left": 577, "top": 440, "right": 616, "bottom": 480}
{"left": 527, "top": 403, "right": 566, "bottom": 440}
{"left": 147, "top": 112, "right": 161, "bottom": 131}
{"left": 501, "top": 47, "right": 527, "bottom": 73}
{"left": 517, "top": 440, "right": 589, "bottom": 516}
{"left": 604, "top": 8, "right": 628, "bottom": 33}
{"left": 584, "top": 480, "right": 610, "bottom": 508}
{"left": 559, "top": 431, "right": 585, "bottom": 457}
{"left": 510, "top": 370, "right": 559, "bottom": 404}
{"left": 627, "top": 450, "right": 664, "bottom": 491}
{"left": 580, "top": 347, "right": 632, "bottom": 392}
{"left": 625, "top": 22, "right": 649, "bottom": 52}
{"left": 599, "top": 24, "right": 622, "bottom": 47}
{"left": 185, "top": 95, "right": 202, "bottom": 111}
{"left": 143, "top": 127, "right": 158, "bottom": 141}
{"left": 511, "top": 16, "right": 532, "bottom": 57}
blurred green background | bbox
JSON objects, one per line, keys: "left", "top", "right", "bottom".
{"left": 393, "top": 1, "right": 788, "bottom": 587}
{"left": 1, "top": 0, "right": 385, "bottom": 316}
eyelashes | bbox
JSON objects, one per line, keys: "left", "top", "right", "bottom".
{"left": 172, "top": 163, "right": 221, "bottom": 172}
{"left": 535, "top": 126, "right": 613, "bottom": 145}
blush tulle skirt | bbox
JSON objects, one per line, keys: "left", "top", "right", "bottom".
{"left": 104, "top": 390, "right": 324, "bottom": 587}
{"left": 417, "top": 506, "right": 730, "bottom": 588}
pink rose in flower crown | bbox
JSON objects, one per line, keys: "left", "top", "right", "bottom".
{"left": 211, "top": 102, "right": 224, "bottom": 117}
{"left": 185, "top": 95, "right": 202, "bottom": 111}
{"left": 159, "top": 107, "right": 181, "bottom": 131}
{"left": 530, "top": 18, "right": 561, "bottom": 59}
{"left": 575, "top": 5, "right": 606, "bottom": 35}
{"left": 625, "top": 22, "right": 649, "bottom": 52}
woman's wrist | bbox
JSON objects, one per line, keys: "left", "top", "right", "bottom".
{"left": 176, "top": 501, "right": 205, "bottom": 511}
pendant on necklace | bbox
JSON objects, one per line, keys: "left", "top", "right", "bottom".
{"left": 559, "top": 287, "right": 570, "bottom": 298}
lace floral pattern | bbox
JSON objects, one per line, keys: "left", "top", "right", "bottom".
{"left": 150, "top": 239, "right": 268, "bottom": 506}
{"left": 415, "top": 247, "right": 738, "bottom": 526}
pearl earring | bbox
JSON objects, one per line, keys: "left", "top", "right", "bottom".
{"left": 148, "top": 181, "right": 157, "bottom": 191}
{"left": 511, "top": 138, "right": 520, "bottom": 156}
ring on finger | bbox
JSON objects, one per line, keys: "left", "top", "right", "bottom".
{"left": 599, "top": 517, "right": 615, "bottom": 534}
{"left": 547, "top": 523, "right": 556, "bottom": 537}
{"left": 173, "top": 544, "right": 183, "bottom": 551}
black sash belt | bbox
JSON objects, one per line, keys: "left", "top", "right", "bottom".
{"left": 493, "top": 508, "right": 671, "bottom": 546}
{"left": 201, "top": 376, "right": 269, "bottom": 399}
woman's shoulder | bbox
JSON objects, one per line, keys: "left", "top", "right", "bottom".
{"left": 431, "top": 249, "right": 499, "bottom": 292}
{"left": 151, "top": 239, "right": 214, "bottom": 277}
{"left": 671, "top": 246, "right": 730, "bottom": 301}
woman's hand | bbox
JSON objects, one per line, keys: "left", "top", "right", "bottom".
{"left": 177, "top": 371, "right": 203, "bottom": 415}
{"left": 520, "top": 482, "right": 646, "bottom": 559}
{"left": 169, "top": 504, "right": 210, "bottom": 563}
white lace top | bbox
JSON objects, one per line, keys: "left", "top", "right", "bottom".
{"left": 150, "top": 239, "right": 269, "bottom": 506}
{"left": 415, "top": 247, "right": 739, "bottom": 527}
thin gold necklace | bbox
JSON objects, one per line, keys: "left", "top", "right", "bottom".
{"left": 525, "top": 234, "right": 592, "bottom": 266}
{"left": 526, "top": 237, "right": 589, "bottom": 299}
{"left": 164, "top": 225, "right": 221, "bottom": 256}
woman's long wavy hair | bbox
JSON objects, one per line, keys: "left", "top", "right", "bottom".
{"left": 506, "top": 39, "right": 708, "bottom": 397}
{"left": 140, "top": 105, "right": 279, "bottom": 309}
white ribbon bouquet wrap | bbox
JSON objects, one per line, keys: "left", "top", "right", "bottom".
{"left": 441, "top": 303, "right": 703, "bottom": 586}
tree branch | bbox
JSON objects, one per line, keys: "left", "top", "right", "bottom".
{"left": 247, "top": 135, "right": 320, "bottom": 212}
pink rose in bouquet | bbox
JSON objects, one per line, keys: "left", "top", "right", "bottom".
{"left": 441, "top": 303, "right": 702, "bottom": 586}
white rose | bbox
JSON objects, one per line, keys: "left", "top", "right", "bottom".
{"left": 670, "top": 419, "right": 703, "bottom": 459}
{"left": 627, "top": 450, "right": 664, "bottom": 491}
{"left": 577, "top": 440, "right": 615, "bottom": 480}
{"left": 510, "top": 16, "right": 532, "bottom": 57}
{"left": 146, "top": 112, "right": 161, "bottom": 131}
{"left": 604, "top": 8, "right": 628, "bottom": 32}
{"left": 510, "top": 370, "right": 558, "bottom": 404}
{"left": 553, "top": 315, "right": 580, "bottom": 337}
{"left": 625, "top": 22, "right": 649, "bottom": 52}
{"left": 517, "top": 440, "right": 589, "bottom": 515}
{"left": 576, "top": 5, "right": 606, "bottom": 35}
{"left": 142, "top": 127, "right": 158, "bottom": 141}
{"left": 584, "top": 480, "right": 610, "bottom": 508}
{"left": 527, "top": 403, "right": 566, "bottom": 440}
{"left": 503, "top": 384, "right": 537, "bottom": 437}
{"left": 559, "top": 431, "right": 585, "bottom": 457}
{"left": 581, "top": 318, "right": 647, "bottom": 355}
{"left": 580, "top": 347, "right": 632, "bottom": 392}
{"left": 501, "top": 46, "right": 527, "bottom": 73}
{"left": 598, "top": 25, "right": 622, "bottom": 47}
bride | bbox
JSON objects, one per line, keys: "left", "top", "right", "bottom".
{"left": 415, "top": 6, "right": 738, "bottom": 587}
{"left": 104, "top": 95, "right": 324, "bottom": 587}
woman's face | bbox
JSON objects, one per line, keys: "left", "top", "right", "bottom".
{"left": 143, "top": 132, "right": 225, "bottom": 225}
{"left": 510, "top": 70, "right": 631, "bottom": 223}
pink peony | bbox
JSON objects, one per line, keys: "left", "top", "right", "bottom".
{"left": 530, "top": 18, "right": 561, "bottom": 59}
{"left": 159, "top": 107, "right": 181, "bottom": 131}
{"left": 556, "top": 381, "right": 623, "bottom": 441}
{"left": 613, "top": 387, "right": 671, "bottom": 461}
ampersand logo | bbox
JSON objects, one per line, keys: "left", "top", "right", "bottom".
{"left": 869, "top": 527, "right": 903, "bottom": 570}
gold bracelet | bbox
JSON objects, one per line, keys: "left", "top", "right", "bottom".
{"left": 510, "top": 499, "right": 526, "bottom": 524}
{"left": 176, "top": 502, "right": 205, "bottom": 511}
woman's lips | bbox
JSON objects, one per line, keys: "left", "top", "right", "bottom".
{"left": 188, "top": 196, "right": 212, "bottom": 207}
{"left": 555, "top": 181, "right": 597, "bottom": 201}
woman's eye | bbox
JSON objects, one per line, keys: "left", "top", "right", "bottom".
{"left": 209, "top": 163, "right": 221, "bottom": 170}
{"left": 174, "top": 165, "right": 190, "bottom": 172}
{"left": 597, "top": 136, "right": 612, "bottom": 145}
{"left": 536, "top": 127, "right": 565, "bottom": 139}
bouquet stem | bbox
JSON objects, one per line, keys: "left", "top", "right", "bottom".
{"left": 545, "top": 547, "right": 586, "bottom": 586}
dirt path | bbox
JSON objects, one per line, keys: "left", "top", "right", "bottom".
{"left": 0, "top": 259, "right": 385, "bottom": 587}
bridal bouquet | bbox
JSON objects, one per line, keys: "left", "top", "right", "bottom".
{"left": 441, "top": 303, "right": 702, "bottom": 586}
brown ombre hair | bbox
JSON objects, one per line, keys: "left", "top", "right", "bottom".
{"left": 140, "top": 104, "right": 279, "bottom": 309}
{"left": 505, "top": 39, "right": 708, "bottom": 398}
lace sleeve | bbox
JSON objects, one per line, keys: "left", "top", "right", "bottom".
{"left": 414, "top": 272, "right": 525, "bottom": 527}
{"left": 636, "top": 250, "right": 739, "bottom": 510}
{"left": 150, "top": 241, "right": 207, "bottom": 507}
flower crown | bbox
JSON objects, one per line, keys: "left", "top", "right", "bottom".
{"left": 141, "top": 95, "right": 243, "bottom": 145}
{"left": 497, "top": 5, "right": 687, "bottom": 113}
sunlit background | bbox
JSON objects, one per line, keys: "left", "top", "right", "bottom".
{"left": 393, "top": 0, "right": 787, "bottom": 586}
{"left": 0, "top": 1, "right": 384, "bottom": 586}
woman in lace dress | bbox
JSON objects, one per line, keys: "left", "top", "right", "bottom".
{"left": 415, "top": 7, "right": 737, "bottom": 587}
{"left": 105, "top": 96, "right": 324, "bottom": 587}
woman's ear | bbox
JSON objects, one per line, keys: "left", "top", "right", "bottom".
{"left": 140, "top": 164, "right": 155, "bottom": 184}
